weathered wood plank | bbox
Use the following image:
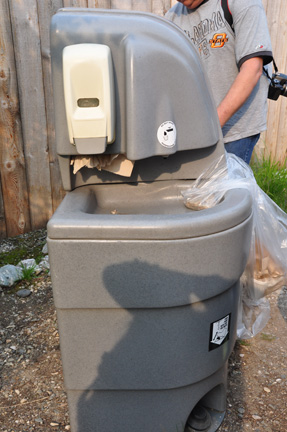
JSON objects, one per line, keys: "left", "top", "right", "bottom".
{"left": 0, "top": 179, "right": 7, "bottom": 239}
{"left": 0, "top": 0, "right": 31, "bottom": 237}
{"left": 88, "top": 0, "right": 172, "bottom": 11}
{"left": 9, "top": 0, "right": 53, "bottom": 230}
{"left": 63, "top": 0, "right": 88, "bottom": 7}
{"left": 272, "top": 1, "right": 287, "bottom": 163}
{"left": 152, "top": 0, "right": 171, "bottom": 15}
{"left": 87, "top": 0, "right": 111, "bottom": 7}
{"left": 110, "top": 0, "right": 132, "bottom": 9}
{"left": 37, "top": 0, "right": 66, "bottom": 212}
{"left": 276, "top": 100, "right": 287, "bottom": 163}
{"left": 131, "top": 0, "right": 151, "bottom": 11}
{"left": 263, "top": 1, "right": 285, "bottom": 160}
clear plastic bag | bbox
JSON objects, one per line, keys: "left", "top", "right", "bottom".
{"left": 182, "top": 153, "right": 287, "bottom": 339}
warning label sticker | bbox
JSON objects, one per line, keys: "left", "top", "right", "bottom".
{"left": 209, "top": 313, "right": 231, "bottom": 351}
{"left": 157, "top": 121, "right": 176, "bottom": 148}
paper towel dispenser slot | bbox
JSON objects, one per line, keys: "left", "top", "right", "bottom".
{"left": 77, "top": 98, "right": 100, "bottom": 108}
{"left": 63, "top": 43, "right": 115, "bottom": 155}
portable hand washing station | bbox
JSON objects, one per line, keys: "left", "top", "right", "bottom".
{"left": 48, "top": 8, "right": 253, "bottom": 432}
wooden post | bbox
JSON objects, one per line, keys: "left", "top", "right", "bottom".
{"left": 0, "top": 0, "right": 31, "bottom": 237}
{"left": 9, "top": 0, "right": 53, "bottom": 230}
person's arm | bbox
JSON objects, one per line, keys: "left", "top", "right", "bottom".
{"left": 217, "top": 57, "right": 264, "bottom": 127}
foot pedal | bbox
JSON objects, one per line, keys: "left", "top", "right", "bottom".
{"left": 185, "top": 404, "right": 212, "bottom": 431}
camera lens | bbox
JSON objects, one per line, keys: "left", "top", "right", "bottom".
{"left": 282, "top": 84, "right": 287, "bottom": 98}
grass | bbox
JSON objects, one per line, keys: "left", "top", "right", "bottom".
{"left": 0, "top": 229, "right": 46, "bottom": 267}
{"left": 0, "top": 246, "right": 42, "bottom": 267}
{"left": 238, "top": 339, "right": 251, "bottom": 347}
{"left": 260, "top": 333, "right": 277, "bottom": 342}
{"left": 18, "top": 263, "right": 37, "bottom": 282}
{"left": 251, "top": 157, "right": 287, "bottom": 212}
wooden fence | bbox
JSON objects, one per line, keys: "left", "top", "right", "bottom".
{"left": 0, "top": 0, "right": 286, "bottom": 238}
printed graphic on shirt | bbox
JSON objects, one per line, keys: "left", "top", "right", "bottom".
{"left": 209, "top": 33, "right": 228, "bottom": 48}
{"left": 209, "top": 313, "right": 231, "bottom": 351}
{"left": 183, "top": 10, "right": 227, "bottom": 59}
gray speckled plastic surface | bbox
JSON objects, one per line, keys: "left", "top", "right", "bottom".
{"left": 47, "top": 183, "right": 252, "bottom": 240}
{"left": 51, "top": 9, "right": 219, "bottom": 159}
{"left": 50, "top": 8, "right": 224, "bottom": 190}
{"left": 48, "top": 8, "right": 253, "bottom": 432}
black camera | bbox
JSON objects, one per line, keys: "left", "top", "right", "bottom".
{"left": 268, "top": 72, "right": 287, "bottom": 100}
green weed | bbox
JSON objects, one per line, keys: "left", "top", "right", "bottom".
{"left": 0, "top": 247, "right": 34, "bottom": 267}
{"left": 18, "top": 263, "right": 37, "bottom": 282}
{"left": 261, "top": 333, "right": 277, "bottom": 342}
{"left": 251, "top": 157, "right": 287, "bottom": 212}
{"left": 238, "top": 339, "right": 251, "bottom": 347}
{"left": 0, "top": 229, "right": 46, "bottom": 267}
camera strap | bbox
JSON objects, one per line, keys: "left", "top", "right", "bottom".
{"left": 221, "top": 0, "right": 234, "bottom": 31}
{"left": 263, "top": 59, "right": 278, "bottom": 83}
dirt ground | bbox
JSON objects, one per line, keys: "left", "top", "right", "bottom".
{"left": 0, "top": 232, "right": 287, "bottom": 432}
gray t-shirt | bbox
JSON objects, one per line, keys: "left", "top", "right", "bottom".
{"left": 166, "top": 0, "right": 273, "bottom": 143}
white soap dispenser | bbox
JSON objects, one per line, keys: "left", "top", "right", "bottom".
{"left": 63, "top": 43, "right": 115, "bottom": 154}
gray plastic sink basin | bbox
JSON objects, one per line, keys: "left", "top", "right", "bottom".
{"left": 81, "top": 181, "right": 192, "bottom": 215}
{"left": 47, "top": 180, "right": 252, "bottom": 240}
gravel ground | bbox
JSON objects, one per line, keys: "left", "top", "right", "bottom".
{"left": 0, "top": 231, "right": 287, "bottom": 432}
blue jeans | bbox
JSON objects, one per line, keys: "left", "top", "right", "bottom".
{"left": 224, "top": 134, "right": 260, "bottom": 164}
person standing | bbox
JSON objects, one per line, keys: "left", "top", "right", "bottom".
{"left": 166, "top": 0, "right": 273, "bottom": 163}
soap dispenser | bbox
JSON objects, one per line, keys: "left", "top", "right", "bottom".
{"left": 63, "top": 43, "right": 115, "bottom": 154}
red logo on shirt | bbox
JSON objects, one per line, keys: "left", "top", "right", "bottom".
{"left": 210, "top": 33, "right": 228, "bottom": 48}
